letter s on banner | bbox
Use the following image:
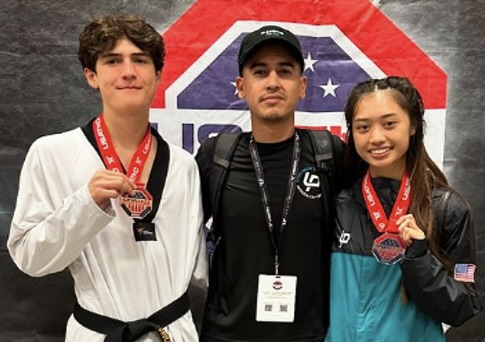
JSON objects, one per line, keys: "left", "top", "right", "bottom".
{"left": 182, "top": 123, "right": 242, "bottom": 153}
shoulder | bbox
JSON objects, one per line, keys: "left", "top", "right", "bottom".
{"left": 432, "top": 186, "right": 473, "bottom": 238}
{"left": 167, "top": 142, "right": 194, "bottom": 160}
{"left": 31, "top": 128, "right": 83, "bottom": 149}
{"left": 432, "top": 186, "right": 471, "bottom": 217}
{"left": 197, "top": 136, "right": 218, "bottom": 158}
{"left": 166, "top": 142, "right": 198, "bottom": 170}
{"left": 431, "top": 186, "right": 476, "bottom": 262}
{"left": 27, "top": 128, "right": 84, "bottom": 159}
{"left": 21, "top": 128, "right": 86, "bottom": 176}
{"left": 195, "top": 132, "right": 247, "bottom": 167}
{"left": 195, "top": 136, "right": 218, "bottom": 173}
{"left": 336, "top": 181, "right": 360, "bottom": 204}
{"left": 199, "top": 132, "right": 246, "bottom": 154}
{"left": 299, "top": 129, "right": 345, "bottom": 156}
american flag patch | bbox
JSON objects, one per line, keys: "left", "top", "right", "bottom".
{"left": 454, "top": 263, "right": 476, "bottom": 283}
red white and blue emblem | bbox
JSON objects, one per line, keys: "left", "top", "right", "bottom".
{"left": 150, "top": 0, "right": 447, "bottom": 165}
{"left": 372, "top": 233, "right": 406, "bottom": 265}
{"left": 119, "top": 186, "right": 153, "bottom": 219}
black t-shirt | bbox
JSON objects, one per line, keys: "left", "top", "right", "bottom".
{"left": 196, "top": 130, "right": 332, "bottom": 342}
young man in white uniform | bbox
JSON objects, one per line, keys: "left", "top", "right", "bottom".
{"left": 8, "top": 14, "right": 207, "bottom": 342}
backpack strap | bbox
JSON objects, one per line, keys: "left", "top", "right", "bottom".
{"left": 307, "top": 130, "right": 336, "bottom": 234}
{"left": 435, "top": 189, "right": 451, "bottom": 236}
{"left": 308, "top": 129, "right": 335, "bottom": 178}
{"left": 207, "top": 132, "right": 243, "bottom": 246}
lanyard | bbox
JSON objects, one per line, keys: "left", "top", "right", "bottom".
{"left": 93, "top": 114, "right": 152, "bottom": 183}
{"left": 361, "top": 171, "right": 411, "bottom": 233}
{"left": 249, "top": 132, "right": 301, "bottom": 275}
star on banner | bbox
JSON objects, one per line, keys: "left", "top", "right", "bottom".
{"left": 304, "top": 52, "right": 317, "bottom": 72}
{"left": 319, "top": 79, "right": 340, "bottom": 97}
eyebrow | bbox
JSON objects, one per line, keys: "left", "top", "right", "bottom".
{"left": 248, "top": 61, "right": 296, "bottom": 69}
{"left": 353, "top": 113, "right": 398, "bottom": 122}
{"left": 100, "top": 52, "right": 150, "bottom": 59}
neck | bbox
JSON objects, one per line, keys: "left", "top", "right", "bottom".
{"left": 251, "top": 119, "right": 295, "bottom": 143}
{"left": 102, "top": 110, "right": 150, "bottom": 149}
{"left": 368, "top": 163, "right": 406, "bottom": 181}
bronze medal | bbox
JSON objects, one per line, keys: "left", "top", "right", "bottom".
{"left": 119, "top": 185, "right": 153, "bottom": 219}
{"left": 372, "top": 232, "right": 406, "bottom": 265}
{"left": 362, "top": 172, "right": 411, "bottom": 265}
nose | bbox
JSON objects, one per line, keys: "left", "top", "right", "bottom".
{"left": 369, "top": 126, "right": 385, "bottom": 144}
{"left": 266, "top": 70, "right": 281, "bottom": 90}
{"left": 121, "top": 60, "right": 136, "bottom": 79}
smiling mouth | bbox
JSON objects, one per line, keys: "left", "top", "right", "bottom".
{"left": 370, "top": 147, "right": 391, "bottom": 155}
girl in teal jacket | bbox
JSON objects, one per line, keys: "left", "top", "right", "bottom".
{"left": 326, "top": 77, "right": 481, "bottom": 342}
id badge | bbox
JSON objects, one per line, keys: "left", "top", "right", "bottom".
{"left": 256, "top": 274, "right": 297, "bottom": 322}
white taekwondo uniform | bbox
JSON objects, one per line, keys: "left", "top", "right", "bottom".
{"left": 8, "top": 126, "right": 207, "bottom": 342}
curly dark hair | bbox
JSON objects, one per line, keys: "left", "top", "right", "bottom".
{"left": 78, "top": 14, "right": 165, "bottom": 72}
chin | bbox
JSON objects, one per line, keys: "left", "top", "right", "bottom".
{"left": 262, "top": 113, "right": 287, "bottom": 122}
{"left": 119, "top": 100, "right": 150, "bottom": 109}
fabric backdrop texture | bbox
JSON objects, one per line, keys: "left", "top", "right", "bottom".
{"left": 0, "top": 0, "right": 484, "bottom": 341}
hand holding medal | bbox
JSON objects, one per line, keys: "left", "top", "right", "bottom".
{"left": 396, "top": 214, "right": 426, "bottom": 245}
{"left": 88, "top": 169, "right": 137, "bottom": 211}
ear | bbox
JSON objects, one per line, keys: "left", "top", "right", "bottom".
{"left": 155, "top": 70, "right": 162, "bottom": 86}
{"left": 299, "top": 75, "right": 307, "bottom": 99}
{"left": 84, "top": 68, "right": 99, "bottom": 89}
{"left": 410, "top": 126, "right": 416, "bottom": 136}
{"left": 235, "top": 76, "right": 245, "bottom": 99}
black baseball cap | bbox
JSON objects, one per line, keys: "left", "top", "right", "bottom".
{"left": 238, "top": 25, "right": 304, "bottom": 74}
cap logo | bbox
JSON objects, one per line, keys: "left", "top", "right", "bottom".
{"left": 260, "top": 29, "right": 284, "bottom": 37}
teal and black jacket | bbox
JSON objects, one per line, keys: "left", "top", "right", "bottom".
{"left": 326, "top": 177, "right": 482, "bottom": 342}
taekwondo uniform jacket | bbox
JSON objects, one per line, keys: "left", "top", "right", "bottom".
{"left": 8, "top": 126, "right": 208, "bottom": 342}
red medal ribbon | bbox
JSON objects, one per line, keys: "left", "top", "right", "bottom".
{"left": 93, "top": 114, "right": 152, "bottom": 183}
{"left": 361, "top": 171, "right": 411, "bottom": 234}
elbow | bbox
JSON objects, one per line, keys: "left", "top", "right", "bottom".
{"left": 11, "top": 257, "right": 56, "bottom": 278}
{"left": 443, "top": 299, "right": 483, "bottom": 327}
{"left": 7, "top": 240, "right": 55, "bottom": 278}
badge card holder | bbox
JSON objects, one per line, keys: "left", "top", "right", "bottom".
{"left": 256, "top": 275, "right": 297, "bottom": 322}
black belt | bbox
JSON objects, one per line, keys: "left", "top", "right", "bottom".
{"left": 73, "top": 291, "right": 189, "bottom": 342}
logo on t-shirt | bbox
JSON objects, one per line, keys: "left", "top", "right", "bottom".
{"left": 296, "top": 167, "right": 322, "bottom": 199}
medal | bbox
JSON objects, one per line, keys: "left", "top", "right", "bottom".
{"left": 362, "top": 171, "right": 411, "bottom": 265}
{"left": 372, "top": 232, "right": 406, "bottom": 265}
{"left": 120, "top": 184, "right": 153, "bottom": 219}
{"left": 93, "top": 115, "right": 153, "bottom": 218}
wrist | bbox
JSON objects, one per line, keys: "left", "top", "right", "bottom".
{"left": 405, "top": 238, "right": 428, "bottom": 259}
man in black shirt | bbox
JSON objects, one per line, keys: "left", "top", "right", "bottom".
{"left": 196, "top": 25, "right": 344, "bottom": 342}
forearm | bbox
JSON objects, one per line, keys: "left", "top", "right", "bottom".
{"left": 401, "top": 247, "right": 481, "bottom": 326}
{"left": 8, "top": 185, "right": 114, "bottom": 276}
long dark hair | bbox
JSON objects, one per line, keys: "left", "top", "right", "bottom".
{"left": 344, "top": 76, "right": 451, "bottom": 267}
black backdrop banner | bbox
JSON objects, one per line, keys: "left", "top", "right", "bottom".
{"left": 0, "top": 0, "right": 484, "bottom": 341}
